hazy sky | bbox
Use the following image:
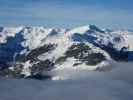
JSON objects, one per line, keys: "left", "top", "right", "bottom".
{"left": 0, "top": 0, "right": 133, "bottom": 29}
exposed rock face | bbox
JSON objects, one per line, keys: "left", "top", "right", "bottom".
{"left": 56, "top": 43, "right": 106, "bottom": 66}
{"left": 16, "top": 44, "right": 56, "bottom": 62}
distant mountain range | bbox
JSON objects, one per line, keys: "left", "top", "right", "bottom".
{"left": 0, "top": 25, "right": 133, "bottom": 79}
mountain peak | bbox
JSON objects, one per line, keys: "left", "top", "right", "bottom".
{"left": 88, "top": 24, "right": 105, "bottom": 33}
{"left": 66, "top": 24, "right": 104, "bottom": 36}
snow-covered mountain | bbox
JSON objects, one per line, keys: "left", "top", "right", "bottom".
{"left": 0, "top": 25, "right": 132, "bottom": 79}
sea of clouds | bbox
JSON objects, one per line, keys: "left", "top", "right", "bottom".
{"left": 0, "top": 62, "right": 133, "bottom": 100}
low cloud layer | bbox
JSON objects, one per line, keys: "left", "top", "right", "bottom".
{"left": 0, "top": 62, "right": 133, "bottom": 100}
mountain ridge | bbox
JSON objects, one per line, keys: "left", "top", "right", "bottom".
{"left": 0, "top": 25, "right": 132, "bottom": 79}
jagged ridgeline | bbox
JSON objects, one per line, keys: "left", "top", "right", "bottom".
{"left": 0, "top": 25, "right": 132, "bottom": 80}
